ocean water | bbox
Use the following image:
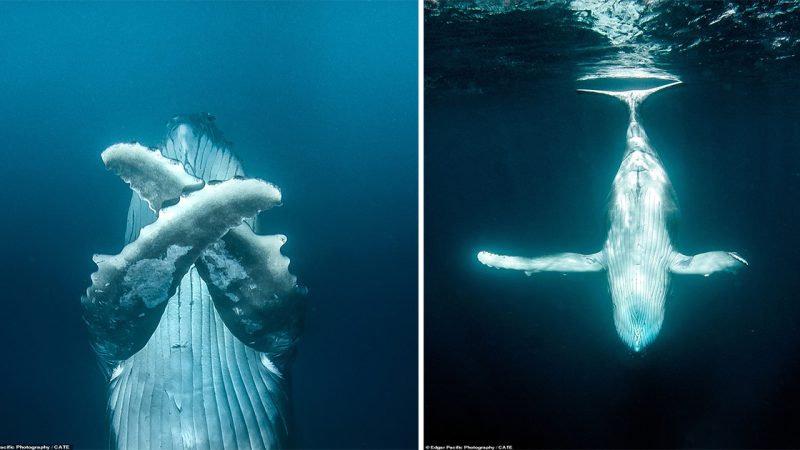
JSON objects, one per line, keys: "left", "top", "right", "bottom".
{"left": 0, "top": 2, "right": 417, "bottom": 449}
{"left": 425, "top": 1, "right": 800, "bottom": 448}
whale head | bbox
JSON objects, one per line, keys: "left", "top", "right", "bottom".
{"left": 161, "top": 113, "right": 242, "bottom": 182}
{"left": 613, "top": 301, "right": 665, "bottom": 352}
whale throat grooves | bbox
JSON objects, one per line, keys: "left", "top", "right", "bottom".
{"left": 81, "top": 114, "right": 304, "bottom": 449}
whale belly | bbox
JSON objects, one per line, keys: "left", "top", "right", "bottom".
{"left": 604, "top": 184, "right": 674, "bottom": 350}
{"left": 108, "top": 267, "right": 287, "bottom": 450}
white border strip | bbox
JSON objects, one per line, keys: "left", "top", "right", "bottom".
{"left": 418, "top": 0, "right": 425, "bottom": 446}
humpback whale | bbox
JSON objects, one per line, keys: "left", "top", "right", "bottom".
{"left": 82, "top": 114, "right": 304, "bottom": 449}
{"left": 478, "top": 81, "right": 747, "bottom": 352}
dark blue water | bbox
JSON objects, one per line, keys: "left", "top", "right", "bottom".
{"left": 0, "top": 2, "right": 417, "bottom": 449}
{"left": 425, "top": 2, "right": 800, "bottom": 448}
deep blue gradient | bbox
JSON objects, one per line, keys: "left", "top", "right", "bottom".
{"left": 425, "top": 5, "right": 800, "bottom": 449}
{"left": 0, "top": 2, "right": 417, "bottom": 449}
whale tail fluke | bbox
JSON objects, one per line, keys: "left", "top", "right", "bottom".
{"left": 577, "top": 80, "right": 682, "bottom": 120}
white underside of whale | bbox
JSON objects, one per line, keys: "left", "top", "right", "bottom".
{"left": 478, "top": 82, "right": 747, "bottom": 352}
{"left": 109, "top": 267, "right": 287, "bottom": 449}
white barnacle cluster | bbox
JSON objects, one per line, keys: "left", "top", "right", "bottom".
{"left": 119, "top": 245, "right": 191, "bottom": 308}
{"left": 200, "top": 240, "right": 249, "bottom": 293}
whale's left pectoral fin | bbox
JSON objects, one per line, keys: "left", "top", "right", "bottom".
{"left": 477, "top": 251, "right": 606, "bottom": 275}
{"left": 670, "top": 251, "right": 748, "bottom": 276}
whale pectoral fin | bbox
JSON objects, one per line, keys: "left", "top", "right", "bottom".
{"left": 83, "top": 150, "right": 282, "bottom": 360}
{"left": 669, "top": 251, "right": 748, "bottom": 276}
{"left": 102, "top": 143, "right": 205, "bottom": 212}
{"left": 194, "top": 225, "right": 305, "bottom": 360}
{"left": 477, "top": 251, "right": 605, "bottom": 275}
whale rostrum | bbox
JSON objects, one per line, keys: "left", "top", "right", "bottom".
{"left": 478, "top": 81, "right": 747, "bottom": 352}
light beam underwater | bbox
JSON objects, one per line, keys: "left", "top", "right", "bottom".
{"left": 82, "top": 114, "right": 304, "bottom": 449}
{"left": 477, "top": 81, "right": 748, "bottom": 352}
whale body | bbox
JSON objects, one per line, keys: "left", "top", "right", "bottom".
{"left": 82, "top": 114, "right": 304, "bottom": 449}
{"left": 478, "top": 82, "right": 747, "bottom": 352}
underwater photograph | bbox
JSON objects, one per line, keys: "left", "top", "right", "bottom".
{"left": 425, "top": 0, "right": 800, "bottom": 448}
{"left": 0, "top": 2, "right": 417, "bottom": 449}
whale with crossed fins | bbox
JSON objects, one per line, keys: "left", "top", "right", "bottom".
{"left": 478, "top": 82, "right": 747, "bottom": 352}
{"left": 82, "top": 114, "right": 305, "bottom": 449}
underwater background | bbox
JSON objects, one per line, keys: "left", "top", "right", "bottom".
{"left": 0, "top": 2, "right": 417, "bottom": 449}
{"left": 425, "top": 1, "right": 800, "bottom": 448}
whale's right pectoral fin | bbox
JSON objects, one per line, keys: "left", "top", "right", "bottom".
{"left": 194, "top": 226, "right": 306, "bottom": 359}
{"left": 477, "top": 251, "right": 605, "bottom": 276}
{"left": 670, "top": 251, "right": 748, "bottom": 276}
